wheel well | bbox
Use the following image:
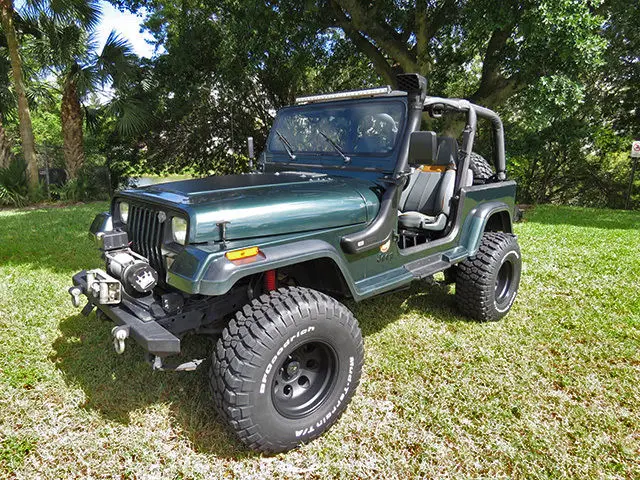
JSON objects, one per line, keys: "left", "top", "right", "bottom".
{"left": 279, "top": 258, "right": 352, "bottom": 300}
{"left": 484, "top": 210, "right": 512, "bottom": 233}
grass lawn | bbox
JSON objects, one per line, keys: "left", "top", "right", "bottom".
{"left": 0, "top": 203, "right": 638, "bottom": 478}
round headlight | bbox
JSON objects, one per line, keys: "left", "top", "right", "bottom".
{"left": 172, "top": 217, "right": 188, "bottom": 245}
{"left": 118, "top": 202, "right": 129, "bottom": 223}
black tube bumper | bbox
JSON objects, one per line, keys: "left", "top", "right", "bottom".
{"left": 72, "top": 270, "right": 181, "bottom": 357}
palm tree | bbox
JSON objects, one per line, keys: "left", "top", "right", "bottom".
{"left": 1, "top": 0, "right": 100, "bottom": 185}
{"left": 1, "top": 21, "right": 54, "bottom": 170}
{"left": 0, "top": 0, "right": 37, "bottom": 187}
{"left": 0, "top": 117, "right": 11, "bottom": 169}
{"left": 32, "top": 18, "right": 140, "bottom": 179}
{"left": 1, "top": 41, "right": 11, "bottom": 168}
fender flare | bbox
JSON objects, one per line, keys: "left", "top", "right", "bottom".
{"left": 459, "top": 201, "right": 514, "bottom": 257}
{"left": 167, "top": 239, "right": 358, "bottom": 297}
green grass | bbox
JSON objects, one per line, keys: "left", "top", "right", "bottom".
{"left": 0, "top": 203, "right": 638, "bottom": 478}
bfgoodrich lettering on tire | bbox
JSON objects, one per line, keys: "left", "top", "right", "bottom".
{"left": 209, "top": 286, "right": 364, "bottom": 453}
{"left": 455, "top": 232, "right": 522, "bottom": 321}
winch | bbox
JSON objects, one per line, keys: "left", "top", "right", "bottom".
{"left": 69, "top": 230, "right": 160, "bottom": 308}
{"left": 105, "top": 249, "right": 159, "bottom": 295}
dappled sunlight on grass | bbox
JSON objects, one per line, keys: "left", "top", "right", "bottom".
{"left": 0, "top": 202, "right": 638, "bottom": 477}
{"left": 0, "top": 202, "right": 108, "bottom": 274}
{"left": 524, "top": 204, "right": 640, "bottom": 230}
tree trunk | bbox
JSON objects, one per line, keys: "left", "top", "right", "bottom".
{"left": 61, "top": 77, "right": 85, "bottom": 180}
{"left": 0, "top": 0, "right": 38, "bottom": 189}
{"left": 0, "top": 116, "right": 13, "bottom": 168}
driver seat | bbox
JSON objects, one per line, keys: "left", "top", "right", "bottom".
{"left": 398, "top": 136, "right": 458, "bottom": 231}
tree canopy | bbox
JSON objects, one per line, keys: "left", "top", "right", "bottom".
{"left": 1, "top": 0, "right": 638, "bottom": 207}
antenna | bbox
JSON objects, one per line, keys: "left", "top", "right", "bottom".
{"left": 247, "top": 137, "right": 254, "bottom": 170}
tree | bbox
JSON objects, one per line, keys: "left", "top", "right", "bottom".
{"left": 0, "top": 35, "right": 13, "bottom": 168}
{"left": 107, "top": 0, "right": 378, "bottom": 174}
{"left": 2, "top": 0, "right": 105, "bottom": 182}
{"left": 597, "top": 0, "right": 640, "bottom": 138}
{"left": 0, "top": 118, "right": 11, "bottom": 169}
{"left": 0, "top": 0, "right": 38, "bottom": 187}
{"left": 319, "top": 0, "right": 605, "bottom": 109}
{"left": 31, "top": 15, "right": 140, "bottom": 179}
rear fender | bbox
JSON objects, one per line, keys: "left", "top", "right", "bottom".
{"left": 459, "top": 202, "right": 514, "bottom": 257}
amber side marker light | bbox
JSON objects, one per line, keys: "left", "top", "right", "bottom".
{"left": 225, "top": 246, "right": 260, "bottom": 261}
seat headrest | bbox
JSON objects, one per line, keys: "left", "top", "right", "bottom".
{"left": 407, "top": 131, "right": 437, "bottom": 166}
{"left": 435, "top": 136, "right": 458, "bottom": 166}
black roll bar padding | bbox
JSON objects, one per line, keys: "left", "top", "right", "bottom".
{"left": 423, "top": 97, "right": 506, "bottom": 179}
{"left": 473, "top": 104, "right": 506, "bottom": 179}
{"left": 455, "top": 107, "right": 477, "bottom": 194}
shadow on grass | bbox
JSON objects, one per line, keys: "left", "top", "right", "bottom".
{"left": 50, "top": 313, "right": 256, "bottom": 459}
{"left": 523, "top": 204, "right": 640, "bottom": 230}
{"left": 351, "top": 279, "right": 464, "bottom": 336}
{"left": 50, "top": 280, "right": 469, "bottom": 457}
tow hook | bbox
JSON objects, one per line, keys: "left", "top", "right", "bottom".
{"left": 111, "top": 326, "right": 130, "bottom": 354}
{"left": 148, "top": 354, "right": 204, "bottom": 372}
{"left": 68, "top": 287, "right": 83, "bottom": 308}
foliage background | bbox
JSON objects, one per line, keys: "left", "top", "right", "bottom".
{"left": 1, "top": 0, "right": 639, "bottom": 208}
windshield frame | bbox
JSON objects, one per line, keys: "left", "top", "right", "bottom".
{"left": 266, "top": 97, "right": 408, "bottom": 168}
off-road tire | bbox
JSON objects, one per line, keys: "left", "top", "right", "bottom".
{"left": 455, "top": 232, "right": 521, "bottom": 321}
{"left": 460, "top": 151, "right": 493, "bottom": 184}
{"left": 210, "top": 286, "right": 364, "bottom": 453}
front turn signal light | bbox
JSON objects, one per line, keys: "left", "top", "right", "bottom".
{"left": 225, "top": 246, "right": 260, "bottom": 261}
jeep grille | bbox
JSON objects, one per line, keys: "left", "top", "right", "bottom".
{"left": 127, "top": 204, "right": 166, "bottom": 281}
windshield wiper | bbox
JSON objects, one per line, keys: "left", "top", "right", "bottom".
{"left": 275, "top": 131, "right": 296, "bottom": 160}
{"left": 319, "top": 131, "right": 351, "bottom": 164}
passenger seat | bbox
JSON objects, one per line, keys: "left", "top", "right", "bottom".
{"left": 398, "top": 137, "right": 458, "bottom": 231}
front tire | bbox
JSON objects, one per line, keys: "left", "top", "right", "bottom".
{"left": 455, "top": 232, "right": 522, "bottom": 321}
{"left": 210, "top": 287, "right": 364, "bottom": 453}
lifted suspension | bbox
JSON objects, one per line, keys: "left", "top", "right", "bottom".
{"left": 264, "top": 269, "right": 276, "bottom": 291}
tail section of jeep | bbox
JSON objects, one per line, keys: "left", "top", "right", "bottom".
{"left": 69, "top": 74, "right": 521, "bottom": 453}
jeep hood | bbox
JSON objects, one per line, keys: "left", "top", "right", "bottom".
{"left": 119, "top": 172, "right": 381, "bottom": 243}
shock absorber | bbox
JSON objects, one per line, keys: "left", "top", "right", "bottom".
{"left": 264, "top": 269, "right": 276, "bottom": 292}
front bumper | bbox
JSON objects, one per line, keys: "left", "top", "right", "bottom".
{"left": 71, "top": 270, "right": 181, "bottom": 357}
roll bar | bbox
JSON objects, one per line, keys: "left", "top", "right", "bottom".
{"left": 421, "top": 97, "right": 507, "bottom": 180}
{"left": 342, "top": 76, "right": 508, "bottom": 255}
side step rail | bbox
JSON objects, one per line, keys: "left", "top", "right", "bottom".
{"left": 405, "top": 246, "right": 469, "bottom": 279}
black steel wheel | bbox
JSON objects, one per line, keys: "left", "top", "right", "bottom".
{"left": 455, "top": 232, "right": 522, "bottom": 321}
{"left": 272, "top": 341, "right": 337, "bottom": 419}
{"left": 210, "top": 287, "right": 364, "bottom": 453}
{"left": 495, "top": 260, "right": 514, "bottom": 304}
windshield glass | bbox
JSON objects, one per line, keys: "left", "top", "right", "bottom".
{"left": 269, "top": 101, "right": 405, "bottom": 155}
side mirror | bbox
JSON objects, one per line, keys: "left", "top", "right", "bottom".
{"left": 247, "top": 137, "right": 254, "bottom": 170}
{"left": 408, "top": 131, "right": 437, "bottom": 166}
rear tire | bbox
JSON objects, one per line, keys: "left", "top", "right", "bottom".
{"left": 455, "top": 232, "right": 521, "bottom": 321}
{"left": 210, "top": 287, "right": 364, "bottom": 453}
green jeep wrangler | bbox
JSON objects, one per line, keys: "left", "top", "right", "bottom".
{"left": 69, "top": 74, "right": 521, "bottom": 453}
